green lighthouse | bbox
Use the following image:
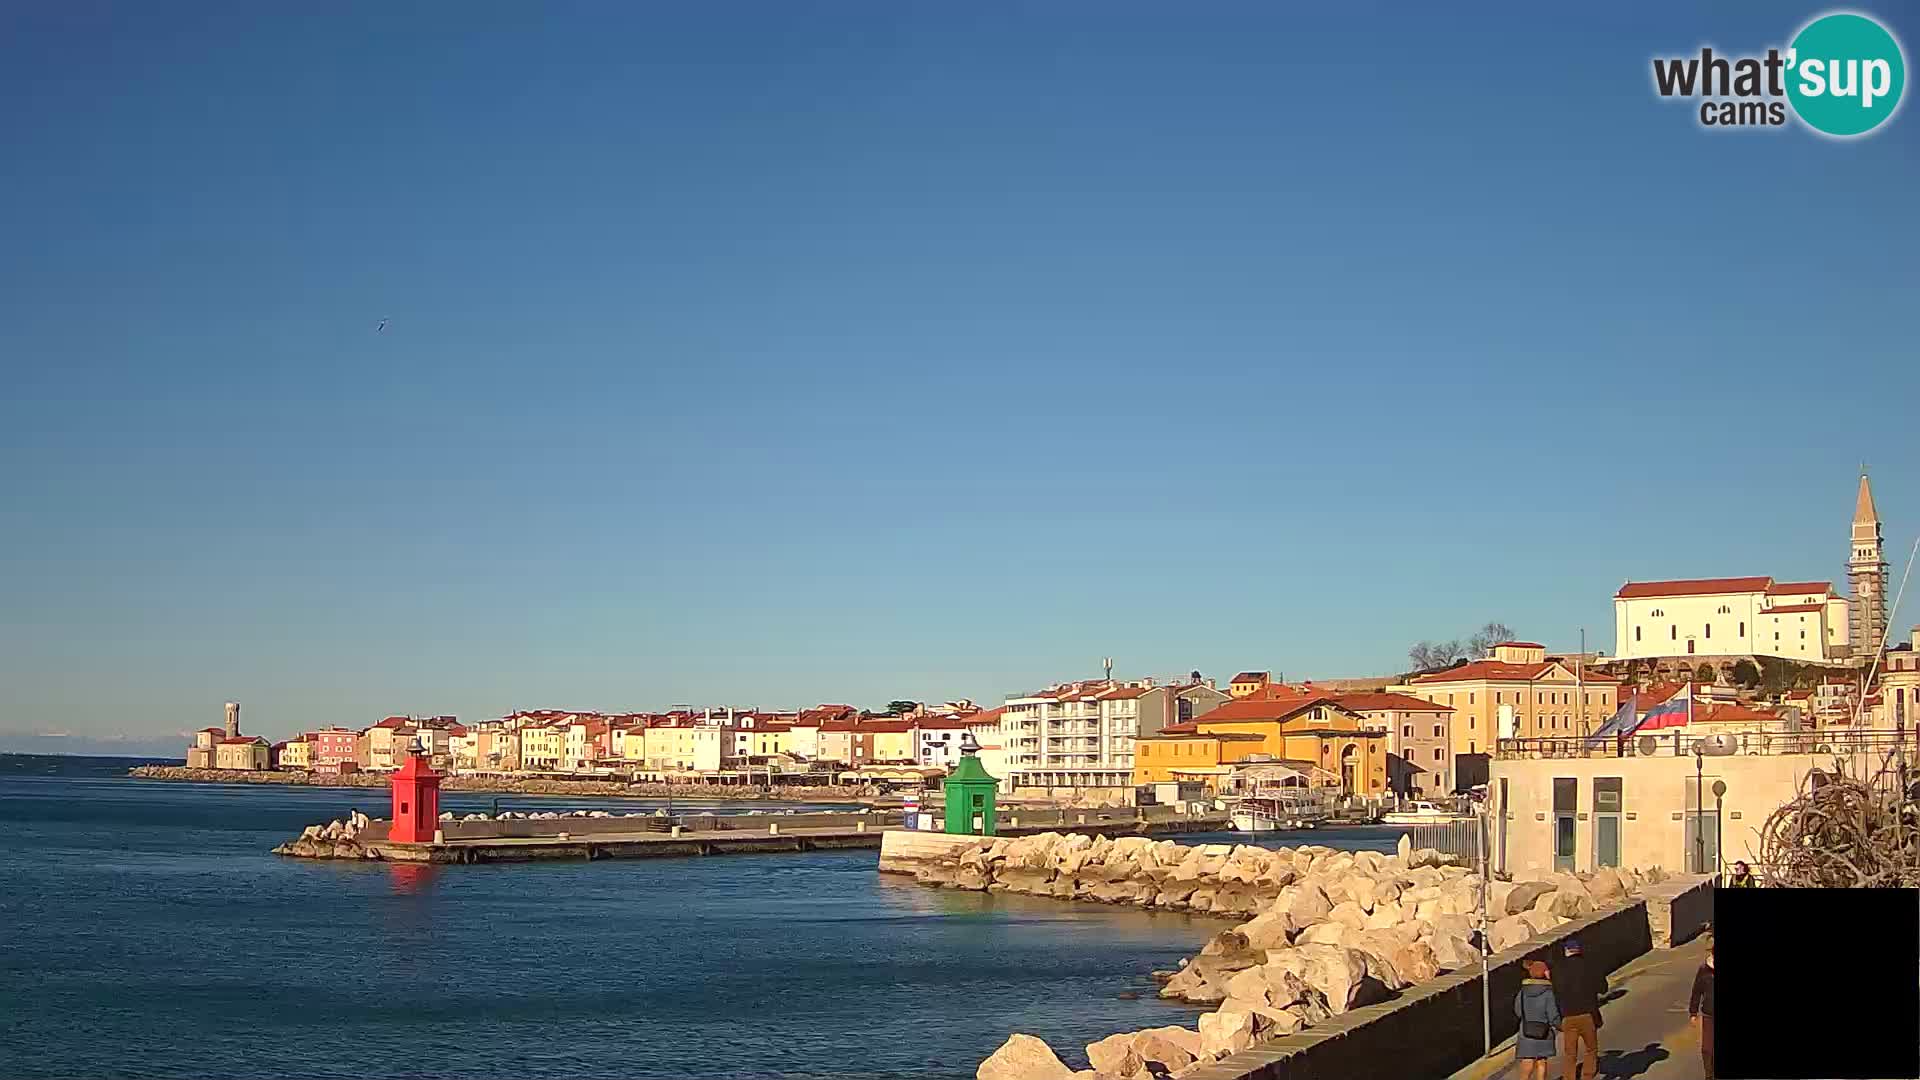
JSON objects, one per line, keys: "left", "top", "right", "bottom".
{"left": 943, "top": 732, "right": 999, "bottom": 836}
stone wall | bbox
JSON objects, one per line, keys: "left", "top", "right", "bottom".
{"left": 957, "top": 832, "right": 1670, "bottom": 1080}
{"left": 1182, "top": 885, "right": 1669, "bottom": 1080}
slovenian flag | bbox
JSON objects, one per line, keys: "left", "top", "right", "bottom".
{"left": 1637, "top": 687, "right": 1694, "bottom": 732}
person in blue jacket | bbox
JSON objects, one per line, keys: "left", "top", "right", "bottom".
{"left": 1515, "top": 957, "right": 1563, "bottom": 1080}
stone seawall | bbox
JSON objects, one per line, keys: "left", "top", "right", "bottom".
{"left": 896, "top": 831, "right": 1675, "bottom": 1080}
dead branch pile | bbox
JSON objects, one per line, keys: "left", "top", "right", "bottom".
{"left": 1757, "top": 757, "right": 1920, "bottom": 888}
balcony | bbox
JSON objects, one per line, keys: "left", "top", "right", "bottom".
{"left": 1497, "top": 729, "right": 1914, "bottom": 760}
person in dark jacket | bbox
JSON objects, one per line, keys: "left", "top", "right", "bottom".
{"left": 1724, "top": 861, "right": 1758, "bottom": 887}
{"left": 1690, "top": 945, "right": 1715, "bottom": 1079}
{"left": 1515, "top": 958, "right": 1563, "bottom": 1080}
{"left": 1551, "top": 938, "right": 1606, "bottom": 1080}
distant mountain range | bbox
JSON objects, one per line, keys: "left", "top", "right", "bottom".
{"left": 0, "top": 732, "right": 190, "bottom": 759}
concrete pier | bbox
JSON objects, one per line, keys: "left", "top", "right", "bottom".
{"left": 277, "top": 807, "right": 1233, "bottom": 864}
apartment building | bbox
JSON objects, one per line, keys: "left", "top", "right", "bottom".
{"left": 1000, "top": 678, "right": 1229, "bottom": 795}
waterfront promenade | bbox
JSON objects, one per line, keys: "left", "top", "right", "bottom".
{"left": 1444, "top": 935, "right": 1710, "bottom": 1080}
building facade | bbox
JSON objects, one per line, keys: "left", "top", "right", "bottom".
{"left": 1400, "top": 642, "right": 1621, "bottom": 756}
{"left": 1000, "top": 678, "right": 1230, "bottom": 794}
{"left": 1337, "top": 692, "right": 1457, "bottom": 796}
{"left": 1613, "top": 578, "right": 1849, "bottom": 663}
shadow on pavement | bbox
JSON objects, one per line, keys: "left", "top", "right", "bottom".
{"left": 1595, "top": 1041, "right": 1670, "bottom": 1079}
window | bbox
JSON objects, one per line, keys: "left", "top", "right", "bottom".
{"left": 1635, "top": 627, "right": 1641, "bottom": 642}
{"left": 1739, "top": 621, "right": 1745, "bottom": 636}
{"left": 1671, "top": 626, "right": 1678, "bottom": 640}
{"left": 1403, "top": 725, "right": 1412, "bottom": 738}
{"left": 1469, "top": 693, "right": 1476, "bottom": 705}
{"left": 1433, "top": 724, "right": 1444, "bottom": 737}
{"left": 1433, "top": 748, "right": 1444, "bottom": 761}
{"left": 1705, "top": 625, "right": 1711, "bottom": 639}
{"left": 1717, "top": 605, "right": 1730, "bottom": 615}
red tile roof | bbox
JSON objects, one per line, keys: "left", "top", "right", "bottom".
{"left": 1186, "top": 696, "right": 1361, "bottom": 724}
{"left": 1411, "top": 659, "right": 1621, "bottom": 685}
{"left": 964, "top": 706, "right": 1008, "bottom": 727}
{"left": 1491, "top": 641, "right": 1544, "bottom": 649}
{"left": 855, "top": 719, "right": 914, "bottom": 733}
{"left": 1095, "top": 685, "right": 1151, "bottom": 700}
{"left": 1332, "top": 692, "right": 1455, "bottom": 714}
{"left": 1154, "top": 722, "right": 1203, "bottom": 735}
{"left": 373, "top": 716, "right": 411, "bottom": 730}
{"left": 1766, "top": 581, "right": 1833, "bottom": 596}
{"left": 197, "top": 727, "right": 226, "bottom": 735}
{"left": 914, "top": 716, "right": 977, "bottom": 730}
{"left": 1763, "top": 603, "right": 1825, "bottom": 614}
{"left": 1230, "top": 672, "right": 1270, "bottom": 684}
{"left": 218, "top": 736, "right": 265, "bottom": 745}
{"left": 1615, "top": 577, "right": 1772, "bottom": 599}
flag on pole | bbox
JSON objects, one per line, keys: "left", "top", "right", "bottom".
{"left": 1637, "top": 683, "right": 1694, "bottom": 732}
{"left": 1584, "top": 691, "right": 1639, "bottom": 746}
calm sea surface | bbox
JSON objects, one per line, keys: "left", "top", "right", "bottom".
{"left": 0, "top": 755, "right": 1407, "bottom": 1079}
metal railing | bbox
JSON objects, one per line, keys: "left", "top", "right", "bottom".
{"left": 1497, "top": 729, "right": 1914, "bottom": 760}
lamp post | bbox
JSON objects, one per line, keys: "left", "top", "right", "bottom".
{"left": 1711, "top": 779, "right": 1728, "bottom": 881}
{"left": 1477, "top": 800, "right": 1492, "bottom": 1057}
{"left": 1693, "top": 743, "right": 1705, "bottom": 875}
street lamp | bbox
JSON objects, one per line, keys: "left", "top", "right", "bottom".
{"left": 1692, "top": 734, "right": 1737, "bottom": 874}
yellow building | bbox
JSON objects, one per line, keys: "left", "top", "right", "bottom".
{"left": 272, "top": 738, "right": 312, "bottom": 770}
{"left": 1131, "top": 731, "right": 1268, "bottom": 788}
{"left": 1399, "top": 642, "right": 1620, "bottom": 757}
{"left": 746, "top": 725, "right": 793, "bottom": 757}
{"left": 214, "top": 736, "right": 270, "bottom": 770}
{"left": 1134, "top": 695, "right": 1389, "bottom": 795}
{"left": 518, "top": 723, "right": 564, "bottom": 771}
{"left": 1228, "top": 672, "right": 1271, "bottom": 699}
{"left": 641, "top": 726, "right": 726, "bottom": 772}
{"left": 866, "top": 722, "right": 917, "bottom": 763}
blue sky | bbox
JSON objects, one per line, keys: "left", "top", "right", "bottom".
{"left": 3, "top": 2, "right": 1916, "bottom": 746}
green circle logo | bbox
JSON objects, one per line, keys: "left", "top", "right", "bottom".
{"left": 1786, "top": 12, "right": 1906, "bottom": 136}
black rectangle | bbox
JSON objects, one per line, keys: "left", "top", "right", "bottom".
{"left": 1716, "top": 888, "right": 1920, "bottom": 1080}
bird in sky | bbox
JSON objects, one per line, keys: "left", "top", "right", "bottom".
{"left": 376, "top": 319, "right": 389, "bottom": 333}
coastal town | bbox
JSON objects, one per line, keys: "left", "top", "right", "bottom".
{"left": 164, "top": 473, "right": 1917, "bottom": 878}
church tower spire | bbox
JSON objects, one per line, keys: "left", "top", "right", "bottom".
{"left": 1848, "top": 469, "right": 1888, "bottom": 658}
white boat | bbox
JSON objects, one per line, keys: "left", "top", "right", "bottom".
{"left": 1380, "top": 800, "right": 1469, "bottom": 825}
{"left": 1227, "top": 788, "right": 1336, "bottom": 832}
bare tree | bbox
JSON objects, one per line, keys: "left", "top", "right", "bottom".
{"left": 1466, "top": 621, "right": 1517, "bottom": 658}
{"left": 1409, "top": 639, "right": 1468, "bottom": 672}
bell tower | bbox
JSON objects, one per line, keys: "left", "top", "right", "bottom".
{"left": 1848, "top": 469, "right": 1888, "bottom": 658}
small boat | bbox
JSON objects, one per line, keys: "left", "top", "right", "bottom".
{"left": 1227, "top": 786, "right": 1336, "bottom": 832}
{"left": 1380, "top": 800, "right": 1469, "bottom": 825}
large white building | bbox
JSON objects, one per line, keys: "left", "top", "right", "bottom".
{"left": 996, "top": 678, "right": 1230, "bottom": 794}
{"left": 1613, "top": 576, "right": 1849, "bottom": 663}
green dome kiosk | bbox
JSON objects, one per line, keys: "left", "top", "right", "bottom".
{"left": 943, "top": 733, "right": 999, "bottom": 836}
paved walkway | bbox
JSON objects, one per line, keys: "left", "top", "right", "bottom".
{"left": 1446, "top": 935, "right": 1711, "bottom": 1080}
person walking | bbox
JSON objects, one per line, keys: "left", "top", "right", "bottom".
{"left": 1724, "top": 860, "right": 1758, "bottom": 888}
{"left": 1551, "top": 938, "right": 1605, "bottom": 1080}
{"left": 1690, "top": 944, "right": 1716, "bottom": 1079}
{"left": 1515, "top": 958, "right": 1563, "bottom": 1080}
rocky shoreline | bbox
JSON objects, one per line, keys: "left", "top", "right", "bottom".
{"left": 897, "top": 831, "right": 1664, "bottom": 1080}
{"left": 127, "top": 765, "right": 872, "bottom": 803}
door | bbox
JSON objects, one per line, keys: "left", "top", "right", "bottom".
{"left": 1496, "top": 778, "right": 1510, "bottom": 876}
{"left": 1552, "top": 777, "right": 1577, "bottom": 873}
{"left": 1594, "top": 777, "right": 1622, "bottom": 868}
{"left": 1685, "top": 812, "right": 1720, "bottom": 874}
{"left": 1596, "top": 816, "right": 1621, "bottom": 868}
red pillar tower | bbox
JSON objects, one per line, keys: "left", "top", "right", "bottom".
{"left": 389, "top": 752, "right": 442, "bottom": 843}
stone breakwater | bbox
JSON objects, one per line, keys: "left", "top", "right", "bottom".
{"left": 129, "top": 765, "right": 870, "bottom": 802}
{"left": 895, "top": 831, "right": 1666, "bottom": 1080}
{"left": 273, "top": 811, "right": 383, "bottom": 859}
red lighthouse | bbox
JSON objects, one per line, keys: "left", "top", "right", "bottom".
{"left": 389, "top": 751, "right": 442, "bottom": 844}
